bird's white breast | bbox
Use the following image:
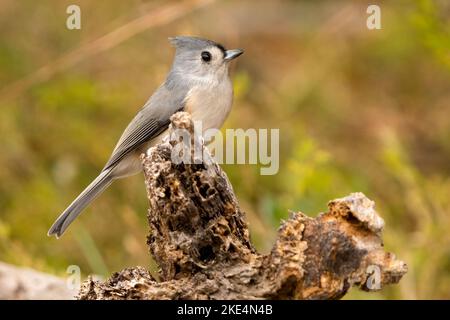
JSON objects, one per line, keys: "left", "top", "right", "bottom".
{"left": 184, "top": 77, "right": 233, "bottom": 132}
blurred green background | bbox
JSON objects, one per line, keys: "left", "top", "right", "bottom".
{"left": 0, "top": 0, "right": 449, "bottom": 299}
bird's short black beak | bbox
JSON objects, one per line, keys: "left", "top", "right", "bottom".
{"left": 224, "top": 49, "right": 244, "bottom": 61}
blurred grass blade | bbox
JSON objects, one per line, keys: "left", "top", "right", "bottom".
{"left": 73, "top": 224, "right": 109, "bottom": 277}
{"left": 0, "top": 0, "right": 215, "bottom": 103}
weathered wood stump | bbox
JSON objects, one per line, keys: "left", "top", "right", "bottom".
{"left": 78, "top": 112, "right": 407, "bottom": 299}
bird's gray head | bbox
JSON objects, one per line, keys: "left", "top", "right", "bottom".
{"left": 168, "top": 36, "right": 243, "bottom": 85}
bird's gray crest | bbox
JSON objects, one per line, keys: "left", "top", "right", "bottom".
{"left": 168, "top": 36, "right": 226, "bottom": 54}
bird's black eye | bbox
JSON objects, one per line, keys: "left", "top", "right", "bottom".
{"left": 201, "top": 51, "right": 211, "bottom": 62}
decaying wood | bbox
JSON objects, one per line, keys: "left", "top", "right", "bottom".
{"left": 78, "top": 112, "right": 407, "bottom": 300}
{"left": 0, "top": 262, "right": 76, "bottom": 300}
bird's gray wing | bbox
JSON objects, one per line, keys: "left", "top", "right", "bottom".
{"left": 103, "top": 84, "right": 187, "bottom": 171}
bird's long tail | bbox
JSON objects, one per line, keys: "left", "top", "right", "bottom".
{"left": 48, "top": 169, "right": 114, "bottom": 238}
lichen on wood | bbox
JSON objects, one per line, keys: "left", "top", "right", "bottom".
{"left": 78, "top": 112, "right": 407, "bottom": 300}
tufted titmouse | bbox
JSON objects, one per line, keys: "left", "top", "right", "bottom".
{"left": 48, "top": 36, "right": 243, "bottom": 238}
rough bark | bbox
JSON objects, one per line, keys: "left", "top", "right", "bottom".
{"left": 78, "top": 112, "right": 407, "bottom": 300}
